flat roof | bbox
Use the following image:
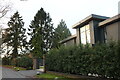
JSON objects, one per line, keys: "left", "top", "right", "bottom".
{"left": 99, "top": 14, "right": 120, "bottom": 27}
{"left": 59, "top": 34, "right": 77, "bottom": 44}
{"left": 72, "top": 14, "right": 109, "bottom": 29}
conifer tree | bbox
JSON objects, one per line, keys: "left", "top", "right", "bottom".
{"left": 52, "top": 19, "right": 71, "bottom": 48}
{"left": 4, "top": 11, "right": 27, "bottom": 59}
{"left": 28, "top": 8, "right": 54, "bottom": 72}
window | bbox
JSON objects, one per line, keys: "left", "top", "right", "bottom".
{"left": 80, "top": 24, "right": 90, "bottom": 44}
{"left": 104, "top": 27, "right": 107, "bottom": 43}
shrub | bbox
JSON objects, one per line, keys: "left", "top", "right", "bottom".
{"left": 16, "top": 56, "right": 33, "bottom": 70}
{"left": 2, "top": 56, "right": 11, "bottom": 65}
{"left": 46, "top": 41, "right": 120, "bottom": 79}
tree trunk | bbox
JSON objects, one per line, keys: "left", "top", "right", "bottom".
{"left": 43, "top": 54, "right": 46, "bottom": 73}
{"left": 33, "top": 58, "right": 39, "bottom": 70}
{"left": 33, "top": 58, "right": 36, "bottom": 70}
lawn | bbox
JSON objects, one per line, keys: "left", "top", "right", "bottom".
{"left": 40, "top": 66, "right": 44, "bottom": 69}
{"left": 35, "top": 72, "right": 89, "bottom": 80}
{"left": 2, "top": 65, "right": 26, "bottom": 71}
{"left": 36, "top": 73, "right": 74, "bottom": 80}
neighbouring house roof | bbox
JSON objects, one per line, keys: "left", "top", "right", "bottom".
{"left": 99, "top": 14, "right": 120, "bottom": 27}
{"left": 72, "top": 14, "right": 109, "bottom": 29}
{"left": 59, "top": 34, "right": 77, "bottom": 44}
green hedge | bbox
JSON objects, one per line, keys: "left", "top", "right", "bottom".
{"left": 2, "top": 55, "right": 33, "bottom": 70}
{"left": 16, "top": 56, "right": 33, "bottom": 70}
{"left": 2, "top": 56, "right": 11, "bottom": 65}
{"left": 46, "top": 41, "right": 120, "bottom": 79}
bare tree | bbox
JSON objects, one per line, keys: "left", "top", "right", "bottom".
{"left": 0, "top": 0, "right": 12, "bottom": 58}
{"left": 0, "top": 0, "right": 11, "bottom": 19}
{"left": 0, "top": 5, "right": 10, "bottom": 18}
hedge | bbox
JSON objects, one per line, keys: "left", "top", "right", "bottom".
{"left": 46, "top": 41, "right": 120, "bottom": 79}
{"left": 2, "top": 55, "right": 33, "bottom": 70}
{"left": 16, "top": 56, "right": 33, "bottom": 70}
{"left": 2, "top": 56, "right": 11, "bottom": 65}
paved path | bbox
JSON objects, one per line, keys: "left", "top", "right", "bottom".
{"left": 18, "top": 69, "right": 40, "bottom": 78}
{"left": 1, "top": 66, "right": 41, "bottom": 79}
{"left": 2, "top": 67, "right": 26, "bottom": 78}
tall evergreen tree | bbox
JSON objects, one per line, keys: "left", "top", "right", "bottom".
{"left": 52, "top": 19, "right": 71, "bottom": 48}
{"left": 28, "top": 8, "right": 54, "bottom": 72}
{"left": 4, "top": 11, "right": 27, "bottom": 59}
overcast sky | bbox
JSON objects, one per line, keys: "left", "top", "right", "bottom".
{"left": 2, "top": 0, "right": 120, "bottom": 34}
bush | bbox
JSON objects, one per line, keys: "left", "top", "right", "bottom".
{"left": 2, "top": 56, "right": 11, "bottom": 65}
{"left": 46, "top": 41, "right": 120, "bottom": 79}
{"left": 2, "top": 55, "right": 33, "bottom": 70}
{"left": 16, "top": 56, "right": 33, "bottom": 70}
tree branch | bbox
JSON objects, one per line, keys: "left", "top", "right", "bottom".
{"left": 0, "top": 4, "right": 11, "bottom": 18}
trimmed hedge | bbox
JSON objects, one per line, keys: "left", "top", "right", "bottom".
{"left": 16, "top": 56, "right": 33, "bottom": 70}
{"left": 46, "top": 41, "right": 120, "bottom": 79}
{"left": 2, "top": 55, "right": 33, "bottom": 70}
{"left": 2, "top": 56, "right": 11, "bottom": 65}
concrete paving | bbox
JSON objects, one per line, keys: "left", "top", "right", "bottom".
{"left": 18, "top": 69, "right": 41, "bottom": 78}
{"left": 1, "top": 66, "right": 42, "bottom": 78}
{"left": 2, "top": 67, "right": 26, "bottom": 78}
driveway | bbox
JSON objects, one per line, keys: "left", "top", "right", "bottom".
{"left": 1, "top": 66, "right": 42, "bottom": 79}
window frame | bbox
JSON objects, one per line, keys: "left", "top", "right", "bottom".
{"left": 80, "top": 24, "right": 91, "bottom": 44}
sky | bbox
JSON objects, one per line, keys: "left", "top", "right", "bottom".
{"left": 1, "top": 0, "right": 120, "bottom": 35}
{"left": 0, "top": 0, "right": 120, "bottom": 57}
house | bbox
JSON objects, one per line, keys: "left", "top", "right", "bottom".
{"left": 60, "top": 14, "right": 120, "bottom": 46}
{"left": 59, "top": 34, "right": 77, "bottom": 46}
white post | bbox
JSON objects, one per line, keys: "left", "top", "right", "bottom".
{"left": 0, "top": 27, "right": 2, "bottom": 80}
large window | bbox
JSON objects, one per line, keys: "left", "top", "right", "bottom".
{"left": 80, "top": 24, "right": 90, "bottom": 44}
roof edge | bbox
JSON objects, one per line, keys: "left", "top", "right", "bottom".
{"left": 99, "top": 14, "right": 120, "bottom": 27}
{"left": 59, "top": 34, "right": 77, "bottom": 44}
{"left": 72, "top": 14, "right": 109, "bottom": 29}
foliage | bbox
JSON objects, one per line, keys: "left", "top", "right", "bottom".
{"left": 28, "top": 8, "right": 54, "bottom": 71}
{"left": 3, "top": 11, "right": 27, "bottom": 59}
{"left": 28, "top": 8, "right": 54, "bottom": 58}
{"left": 52, "top": 19, "right": 71, "bottom": 48}
{"left": 16, "top": 56, "right": 33, "bottom": 70}
{"left": 2, "top": 55, "right": 33, "bottom": 70}
{"left": 46, "top": 41, "right": 120, "bottom": 79}
{"left": 2, "top": 56, "right": 11, "bottom": 65}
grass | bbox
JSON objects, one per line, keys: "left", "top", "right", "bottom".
{"left": 40, "top": 66, "right": 44, "bottom": 69}
{"left": 35, "top": 72, "right": 89, "bottom": 80}
{"left": 36, "top": 73, "right": 63, "bottom": 78}
{"left": 2, "top": 65, "right": 26, "bottom": 71}
{"left": 36, "top": 73, "right": 74, "bottom": 80}
{"left": 13, "top": 66, "right": 26, "bottom": 71}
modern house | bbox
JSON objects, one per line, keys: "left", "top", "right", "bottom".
{"left": 59, "top": 34, "right": 77, "bottom": 46}
{"left": 60, "top": 14, "right": 120, "bottom": 46}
